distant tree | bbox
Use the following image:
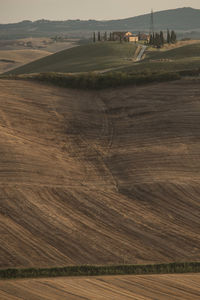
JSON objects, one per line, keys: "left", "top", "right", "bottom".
{"left": 155, "top": 33, "right": 161, "bottom": 48}
{"left": 98, "top": 32, "right": 101, "bottom": 42}
{"left": 171, "top": 30, "right": 177, "bottom": 43}
{"left": 167, "top": 29, "right": 171, "bottom": 44}
{"left": 160, "top": 31, "right": 165, "bottom": 46}
{"left": 152, "top": 33, "right": 155, "bottom": 45}
{"left": 149, "top": 34, "right": 153, "bottom": 45}
{"left": 93, "top": 32, "right": 96, "bottom": 43}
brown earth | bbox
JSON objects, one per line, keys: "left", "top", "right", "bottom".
{"left": 0, "top": 79, "right": 200, "bottom": 269}
{"left": 1, "top": 274, "right": 200, "bottom": 299}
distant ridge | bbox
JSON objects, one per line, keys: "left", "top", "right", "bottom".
{"left": 0, "top": 7, "right": 200, "bottom": 39}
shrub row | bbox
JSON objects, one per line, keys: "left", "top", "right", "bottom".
{"left": 179, "top": 68, "right": 200, "bottom": 77}
{"left": 2, "top": 71, "right": 180, "bottom": 90}
{"left": 2, "top": 67, "right": 200, "bottom": 90}
{"left": 1, "top": 262, "right": 200, "bottom": 280}
{"left": 32, "top": 71, "right": 182, "bottom": 89}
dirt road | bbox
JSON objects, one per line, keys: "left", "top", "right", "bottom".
{"left": 136, "top": 45, "right": 147, "bottom": 61}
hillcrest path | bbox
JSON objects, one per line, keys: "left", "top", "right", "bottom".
{"left": 136, "top": 45, "right": 147, "bottom": 61}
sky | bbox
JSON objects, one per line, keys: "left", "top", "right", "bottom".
{"left": 1, "top": 0, "right": 200, "bottom": 23}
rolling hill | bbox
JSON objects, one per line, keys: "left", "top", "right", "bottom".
{"left": 0, "top": 78, "right": 200, "bottom": 269}
{"left": 7, "top": 41, "right": 200, "bottom": 76}
{"left": 1, "top": 274, "right": 200, "bottom": 299}
{"left": 147, "top": 42, "right": 200, "bottom": 60}
{"left": 6, "top": 42, "right": 138, "bottom": 74}
{"left": 121, "top": 42, "right": 200, "bottom": 73}
{"left": 0, "top": 7, "right": 200, "bottom": 39}
{"left": 0, "top": 49, "right": 50, "bottom": 74}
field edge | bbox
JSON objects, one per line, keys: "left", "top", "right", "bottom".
{"left": 1, "top": 262, "right": 200, "bottom": 280}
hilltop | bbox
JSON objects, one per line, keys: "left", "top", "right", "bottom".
{"left": 6, "top": 40, "right": 200, "bottom": 75}
{"left": 5, "top": 42, "right": 138, "bottom": 74}
{"left": 0, "top": 7, "right": 200, "bottom": 39}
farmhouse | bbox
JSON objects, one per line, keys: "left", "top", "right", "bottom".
{"left": 113, "top": 31, "right": 139, "bottom": 42}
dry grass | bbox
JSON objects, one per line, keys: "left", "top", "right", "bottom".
{"left": 0, "top": 50, "right": 50, "bottom": 73}
{"left": 0, "top": 274, "right": 200, "bottom": 299}
{"left": 148, "top": 39, "right": 200, "bottom": 52}
{"left": 0, "top": 37, "right": 78, "bottom": 73}
{"left": 0, "top": 79, "right": 200, "bottom": 269}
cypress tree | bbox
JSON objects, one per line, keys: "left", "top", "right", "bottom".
{"left": 93, "top": 32, "right": 96, "bottom": 43}
{"left": 98, "top": 32, "right": 101, "bottom": 42}
{"left": 155, "top": 33, "right": 161, "bottom": 48}
{"left": 171, "top": 30, "right": 177, "bottom": 43}
{"left": 160, "top": 31, "right": 164, "bottom": 46}
{"left": 149, "top": 34, "right": 152, "bottom": 45}
{"left": 167, "top": 29, "right": 171, "bottom": 44}
{"left": 152, "top": 33, "right": 155, "bottom": 46}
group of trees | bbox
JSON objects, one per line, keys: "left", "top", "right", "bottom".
{"left": 93, "top": 29, "right": 177, "bottom": 47}
{"left": 93, "top": 32, "right": 116, "bottom": 42}
{"left": 149, "top": 30, "right": 177, "bottom": 48}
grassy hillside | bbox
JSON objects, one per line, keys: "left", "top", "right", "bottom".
{"left": 7, "top": 42, "right": 138, "bottom": 75}
{"left": 0, "top": 79, "right": 200, "bottom": 269}
{"left": 121, "top": 42, "right": 200, "bottom": 73}
{"left": 0, "top": 49, "right": 50, "bottom": 73}
{"left": 147, "top": 42, "right": 200, "bottom": 60}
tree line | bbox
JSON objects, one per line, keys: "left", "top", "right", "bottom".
{"left": 149, "top": 30, "right": 177, "bottom": 48}
{"left": 93, "top": 32, "right": 117, "bottom": 42}
{"left": 93, "top": 30, "right": 177, "bottom": 47}
{"left": 1, "top": 261, "right": 200, "bottom": 279}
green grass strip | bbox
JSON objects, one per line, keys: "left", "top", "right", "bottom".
{"left": 1, "top": 262, "right": 200, "bottom": 280}
{"left": 1, "top": 68, "right": 200, "bottom": 90}
{"left": 0, "top": 71, "right": 181, "bottom": 90}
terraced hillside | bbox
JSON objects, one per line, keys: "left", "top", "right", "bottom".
{"left": 1, "top": 274, "right": 200, "bottom": 299}
{"left": 0, "top": 79, "right": 200, "bottom": 269}
{"left": 6, "top": 42, "right": 138, "bottom": 75}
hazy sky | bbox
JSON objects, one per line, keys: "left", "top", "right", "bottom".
{"left": 1, "top": 0, "right": 200, "bottom": 23}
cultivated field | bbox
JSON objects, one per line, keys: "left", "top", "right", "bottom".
{"left": 6, "top": 42, "right": 138, "bottom": 74}
{"left": 0, "top": 38, "right": 78, "bottom": 73}
{"left": 0, "top": 78, "right": 200, "bottom": 269}
{"left": 0, "top": 49, "right": 50, "bottom": 73}
{"left": 1, "top": 274, "right": 200, "bottom": 299}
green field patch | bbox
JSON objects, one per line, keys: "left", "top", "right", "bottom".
{"left": 6, "top": 42, "right": 138, "bottom": 75}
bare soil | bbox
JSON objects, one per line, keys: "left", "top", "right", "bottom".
{"left": 0, "top": 79, "right": 200, "bottom": 269}
{"left": 0, "top": 274, "right": 200, "bottom": 299}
